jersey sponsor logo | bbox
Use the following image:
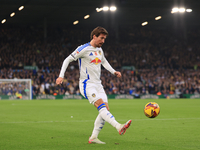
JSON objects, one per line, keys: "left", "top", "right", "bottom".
{"left": 89, "top": 52, "right": 93, "bottom": 56}
{"left": 90, "top": 57, "right": 101, "bottom": 65}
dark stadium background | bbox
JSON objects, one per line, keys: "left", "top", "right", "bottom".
{"left": 1, "top": 0, "right": 200, "bottom": 27}
{"left": 1, "top": 0, "right": 200, "bottom": 99}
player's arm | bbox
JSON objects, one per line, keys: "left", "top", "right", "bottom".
{"left": 56, "top": 47, "right": 84, "bottom": 85}
{"left": 101, "top": 54, "right": 121, "bottom": 78}
{"left": 56, "top": 55, "right": 74, "bottom": 85}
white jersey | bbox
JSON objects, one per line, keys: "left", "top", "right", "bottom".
{"left": 59, "top": 42, "right": 116, "bottom": 84}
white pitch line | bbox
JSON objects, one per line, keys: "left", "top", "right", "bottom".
{"left": 0, "top": 118, "right": 200, "bottom": 124}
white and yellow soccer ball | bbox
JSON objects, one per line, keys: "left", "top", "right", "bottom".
{"left": 144, "top": 102, "right": 160, "bottom": 118}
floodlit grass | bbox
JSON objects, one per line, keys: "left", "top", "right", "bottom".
{"left": 0, "top": 99, "right": 200, "bottom": 150}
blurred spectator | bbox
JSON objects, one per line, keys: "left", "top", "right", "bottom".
{"left": 1, "top": 26, "right": 200, "bottom": 96}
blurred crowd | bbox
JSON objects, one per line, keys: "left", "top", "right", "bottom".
{"left": 0, "top": 26, "right": 200, "bottom": 97}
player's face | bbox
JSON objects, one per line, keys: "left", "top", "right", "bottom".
{"left": 94, "top": 33, "right": 107, "bottom": 48}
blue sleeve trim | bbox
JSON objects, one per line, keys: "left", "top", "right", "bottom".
{"left": 77, "top": 42, "right": 90, "bottom": 52}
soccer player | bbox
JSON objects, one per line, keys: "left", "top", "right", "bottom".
{"left": 56, "top": 26, "right": 132, "bottom": 144}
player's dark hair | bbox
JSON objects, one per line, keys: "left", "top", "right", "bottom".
{"left": 90, "top": 26, "right": 108, "bottom": 40}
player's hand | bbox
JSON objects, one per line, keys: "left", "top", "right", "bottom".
{"left": 114, "top": 71, "right": 121, "bottom": 78}
{"left": 56, "top": 77, "right": 64, "bottom": 85}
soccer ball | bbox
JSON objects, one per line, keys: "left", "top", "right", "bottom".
{"left": 144, "top": 102, "right": 160, "bottom": 118}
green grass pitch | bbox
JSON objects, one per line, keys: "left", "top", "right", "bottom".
{"left": 0, "top": 99, "right": 200, "bottom": 150}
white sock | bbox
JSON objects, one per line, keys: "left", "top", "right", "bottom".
{"left": 98, "top": 103, "right": 121, "bottom": 131}
{"left": 90, "top": 114, "right": 105, "bottom": 139}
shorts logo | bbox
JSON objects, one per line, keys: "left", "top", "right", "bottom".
{"left": 92, "top": 93, "right": 96, "bottom": 97}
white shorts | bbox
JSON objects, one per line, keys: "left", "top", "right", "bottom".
{"left": 79, "top": 82, "right": 108, "bottom": 105}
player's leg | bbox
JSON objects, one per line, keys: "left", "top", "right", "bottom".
{"left": 94, "top": 98, "right": 121, "bottom": 130}
{"left": 94, "top": 84, "right": 132, "bottom": 135}
{"left": 89, "top": 113, "right": 106, "bottom": 144}
{"left": 80, "top": 82, "right": 131, "bottom": 144}
{"left": 79, "top": 82, "right": 106, "bottom": 144}
{"left": 85, "top": 83, "right": 132, "bottom": 135}
{"left": 89, "top": 88, "right": 107, "bottom": 143}
{"left": 89, "top": 87, "right": 111, "bottom": 141}
{"left": 95, "top": 99, "right": 132, "bottom": 135}
{"left": 90, "top": 114, "right": 105, "bottom": 139}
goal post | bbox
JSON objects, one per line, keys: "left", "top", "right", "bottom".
{"left": 0, "top": 79, "right": 32, "bottom": 100}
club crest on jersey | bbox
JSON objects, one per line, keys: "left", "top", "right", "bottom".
{"left": 98, "top": 51, "right": 101, "bottom": 55}
{"left": 90, "top": 57, "right": 101, "bottom": 65}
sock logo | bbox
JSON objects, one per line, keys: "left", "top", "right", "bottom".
{"left": 107, "top": 112, "right": 114, "bottom": 118}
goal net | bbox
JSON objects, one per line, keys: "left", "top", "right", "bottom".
{"left": 0, "top": 79, "right": 32, "bottom": 100}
